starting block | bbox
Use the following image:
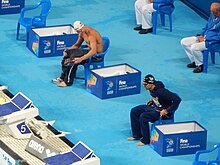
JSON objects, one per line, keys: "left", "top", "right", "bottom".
{"left": 0, "top": 92, "right": 39, "bottom": 139}
{"left": 44, "top": 141, "right": 100, "bottom": 165}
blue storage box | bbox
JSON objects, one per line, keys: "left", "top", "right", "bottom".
{"left": 0, "top": 0, "right": 24, "bottom": 15}
{"left": 87, "top": 64, "right": 141, "bottom": 99}
{"left": 27, "top": 25, "right": 78, "bottom": 58}
{"left": 150, "top": 121, "right": 207, "bottom": 157}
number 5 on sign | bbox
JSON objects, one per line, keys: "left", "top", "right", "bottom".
{"left": 17, "top": 122, "right": 31, "bottom": 134}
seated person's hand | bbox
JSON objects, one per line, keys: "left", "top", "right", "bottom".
{"left": 197, "top": 36, "right": 205, "bottom": 42}
{"left": 73, "top": 57, "right": 83, "bottom": 64}
{"left": 64, "top": 58, "right": 70, "bottom": 65}
{"left": 63, "top": 50, "right": 68, "bottom": 57}
{"left": 160, "top": 109, "right": 168, "bottom": 117}
{"left": 146, "top": 100, "right": 153, "bottom": 106}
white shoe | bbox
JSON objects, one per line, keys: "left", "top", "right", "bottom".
{"left": 51, "top": 77, "right": 63, "bottom": 84}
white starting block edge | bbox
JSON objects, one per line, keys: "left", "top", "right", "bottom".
{"left": 72, "top": 157, "right": 100, "bottom": 165}
{"left": 0, "top": 85, "right": 14, "bottom": 98}
{"left": 0, "top": 89, "right": 100, "bottom": 165}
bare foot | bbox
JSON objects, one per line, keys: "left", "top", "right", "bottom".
{"left": 57, "top": 81, "right": 67, "bottom": 87}
{"left": 136, "top": 141, "right": 145, "bottom": 146}
{"left": 128, "top": 137, "right": 138, "bottom": 141}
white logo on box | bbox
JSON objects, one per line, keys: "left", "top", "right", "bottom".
{"left": 2, "top": 0, "right": 9, "bottom": 4}
{"left": 180, "top": 138, "right": 188, "bottom": 143}
{"left": 119, "top": 80, "right": 126, "bottom": 85}
{"left": 29, "top": 140, "right": 45, "bottom": 154}
{"left": 57, "top": 40, "right": 64, "bottom": 45}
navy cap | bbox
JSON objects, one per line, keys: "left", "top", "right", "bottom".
{"left": 143, "top": 74, "right": 155, "bottom": 84}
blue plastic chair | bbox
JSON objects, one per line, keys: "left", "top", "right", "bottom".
{"left": 152, "top": 3, "right": 175, "bottom": 34}
{"left": 192, "top": 143, "right": 220, "bottom": 165}
{"left": 16, "top": 0, "right": 51, "bottom": 43}
{"left": 202, "top": 42, "right": 220, "bottom": 73}
{"left": 82, "top": 36, "right": 110, "bottom": 85}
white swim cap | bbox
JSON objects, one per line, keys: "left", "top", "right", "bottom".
{"left": 73, "top": 21, "right": 84, "bottom": 31}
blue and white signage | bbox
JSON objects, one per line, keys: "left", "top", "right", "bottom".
{"left": 0, "top": 0, "right": 24, "bottom": 15}
{"left": 25, "top": 135, "right": 59, "bottom": 160}
{"left": 150, "top": 121, "right": 207, "bottom": 157}
{"left": 87, "top": 64, "right": 141, "bottom": 99}
{"left": 0, "top": 147, "right": 16, "bottom": 165}
{"left": 28, "top": 25, "right": 78, "bottom": 58}
{"left": 17, "top": 121, "right": 32, "bottom": 135}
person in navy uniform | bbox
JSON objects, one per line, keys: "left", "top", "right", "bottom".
{"left": 128, "top": 74, "right": 181, "bottom": 146}
{"left": 181, "top": 2, "right": 220, "bottom": 73}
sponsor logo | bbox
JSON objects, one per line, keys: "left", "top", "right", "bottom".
{"left": 25, "top": 135, "right": 59, "bottom": 160}
{"left": 29, "top": 139, "right": 44, "bottom": 154}
{"left": 118, "top": 79, "right": 137, "bottom": 91}
{"left": 180, "top": 138, "right": 188, "bottom": 143}
{"left": 165, "top": 138, "right": 174, "bottom": 153}
{"left": 43, "top": 40, "right": 51, "bottom": 49}
{"left": 2, "top": 154, "right": 13, "bottom": 165}
{"left": 119, "top": 80, "right": 126, "bottom": 85}
{"left": 1, "top": 0, "right": 22, "bottom": 9}
{"left": 56, "top": 40, "right": 66, "bottom": 51}
{"left": 106, "top": 81, "right": 114, "bottom": 95}
{"left": 43, "top": 40, "right": 51, "bottom": 54}
{"left": 179, "top": 137, "right": 201, "bottom": 149}
{"left": 2, "top": 0, "right": 9, "bottom": 4}
{"left": 0, "top": 148, "right": 16, "bottom": 165}
{"left": 57, "top": 40, "right": 64, "bottom": 45}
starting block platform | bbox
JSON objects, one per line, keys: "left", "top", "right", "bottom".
{"left": 0, "top": 87, "right": 100, "bottom": 165}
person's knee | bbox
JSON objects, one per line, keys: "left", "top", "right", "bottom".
{"left": 142, "top": 4, "right": 154, "bottom": 13}
{"left": 191, "top": 44, "right": 201, "bottom": 52}
{"left": 130, "top": 107, "right": 137, "bottom": 115}
{"left": 141, "top": 5, "right": 150, "bottom": 13}
{"left": 139, "top": 113, "right": 150, "bottom": 123}
{"left": 135, "top": 1, "right": 138, "bottom": 8}
{"left": 180, "top": 38, "right": 187, "bottom": 46}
